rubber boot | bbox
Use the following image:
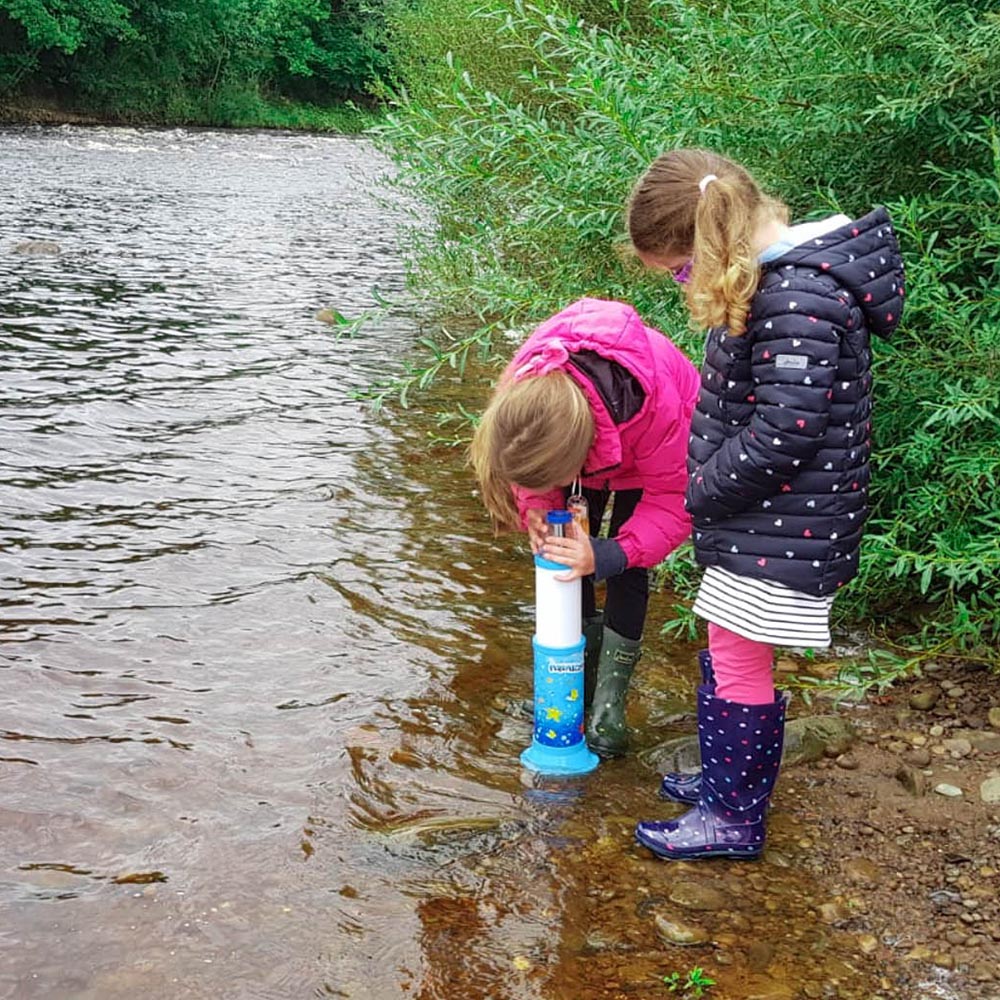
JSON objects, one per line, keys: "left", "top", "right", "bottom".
{"left": 582, "top": 613, "right": 604, "bottom": 709}
{"left": 586, "top": 626, "right": 641, "bottom": 758}
{"left": 635, "top": 687, "right": 787, "bottom": 860}
{"left": 658, "top": 650, "right": 716, "bottom": 804}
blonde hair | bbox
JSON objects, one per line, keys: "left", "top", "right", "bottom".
{"left": 626, "top": 148, "right": 787, "bottom": 336}
{"left": 469, "top": 370, "right": 594, "bottom": 531}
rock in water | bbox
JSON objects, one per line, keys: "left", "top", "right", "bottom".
{"left": 639, "top": 715, "right": 857, "bottom": 775}
{"left": 13, "top": 240, "right": 61, "bottom": 255}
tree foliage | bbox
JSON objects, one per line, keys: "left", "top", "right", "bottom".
{"left": 374, "top": 0, "right": 1000, "bottom": 663}
{"left": 0, "top": 0, "right": 390, "bottom": 122}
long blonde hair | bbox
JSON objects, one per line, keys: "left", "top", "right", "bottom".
{"left": 626, "top": 148, "right": 787, "bottom": 336}
{"left": 469, "top": 370, "right": 594, "bottom": 531}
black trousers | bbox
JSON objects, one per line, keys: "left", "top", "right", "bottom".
{"left": 577, "top": 486, "right": 648, "bottom": 642}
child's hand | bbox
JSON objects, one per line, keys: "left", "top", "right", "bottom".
{"left": 542, "top": 523, "right": 596, "bottom": 581}
{"left": 525, "top": 508, "right": 548, "bottom": 554}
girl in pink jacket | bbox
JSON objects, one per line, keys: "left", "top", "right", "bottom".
{"left": 470, "top": 297, "right": 700, "bottom": 756}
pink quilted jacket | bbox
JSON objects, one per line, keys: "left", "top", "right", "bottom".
{"left": 506, "top": 298, "right": 699, "bottom": 569}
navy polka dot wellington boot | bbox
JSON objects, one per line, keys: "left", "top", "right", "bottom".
{"left": 635, "top": 687, "right": 788, "bottom": 861}
{"left": 658, "top": 650, "right": 716, "bottom": 804}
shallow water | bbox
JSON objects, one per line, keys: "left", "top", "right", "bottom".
{"left": 0, "top": 125, "right": 904, "bottom": 1000}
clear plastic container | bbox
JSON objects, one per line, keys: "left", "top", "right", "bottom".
{"left": 545, "top": 509, "right": 573, "bottom": 538}
{"left": 566, "top": 494, "right": 589, "bottom": 536}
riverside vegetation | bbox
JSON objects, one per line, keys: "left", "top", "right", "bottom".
{"left": 370, "top": 0, "right": 1000, "bottom": 690}
{"left": 0, "top": 0, "right": 389, "bottom": 128}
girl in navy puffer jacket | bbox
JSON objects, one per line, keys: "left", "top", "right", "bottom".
{"left": 625, "top": 148, "right": 904, "bottom": 861}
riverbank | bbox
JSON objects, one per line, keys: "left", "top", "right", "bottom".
{"left": 781, "top": 659, "right": 1000, "bottom": 998}
{"left": 0, "top": 95, "right": 375, "bottom": 132}
{"left": 628, "top": 652, "right": 1000, "bottom": 999}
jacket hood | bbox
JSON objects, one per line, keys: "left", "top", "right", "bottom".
{"left": 766, "top": 207, "right": 905, "bottom": 340}
{"left": 507, "top": 298, "right": 660, "bottom": 477}
{"left": 509, "top": 298, "right": 658, "bottom": 395}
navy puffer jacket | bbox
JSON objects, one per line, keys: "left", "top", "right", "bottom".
{"left": 687, "top": 207, "right": 904, "bottom": 596}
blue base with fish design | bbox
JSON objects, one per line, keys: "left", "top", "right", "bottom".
{"left": 520, "top": 635, "right": 599, "bottom": 776}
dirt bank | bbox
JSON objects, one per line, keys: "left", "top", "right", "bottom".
{"left": 781, "top": 658, "right": 1000, "bottom": 998}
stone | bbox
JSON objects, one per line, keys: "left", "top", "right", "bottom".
{"left": 844, "top": 858, "right": 880, "bottom": 884}
{"left": 638, "top": 715, "right": 856, "bottom": 774}
{"left": 896, "top": 764, "right": 928, "bottom": 797}
{"left": 747, "top": 939, "right": 775, "bottom": 971}
{"left": 954, "top": 729, "right": 1000, "bottom": 754}
{"left": 988, "top": 707, "right": 1000, "bottom": 730}
{"left": 835, "top": 753, "right": 860, "bottom": 770}
{"left": 858, "top": 933, "right": 879, "bottom": 955}
{"left": 13, "top": 239, "right": 61, "bottom": 255}
{"left": 934, "top": 783, "right": 963, "bottom": 798}
{"left": 653, "top": 913, "right": 710, "bottom": 947}
{"left": 902, "top": 748, "right": 931, "bottom": 767}
{"left": 667, "top": 881, "right": 727, "bottom": 912}
{"left": 818, "top": 901, "right": 852, "bottom": 925}
{"left": 909, "top": 686, "right": 942, "bottom": 711}
{"left": 973, "top": 962, "right": 996, "bottom": 982}
{"left": 980, "top": 777, "right": 1000, "bottom": 805}
{"left": 943, "top": 738, "right": 972, "bottom": 758}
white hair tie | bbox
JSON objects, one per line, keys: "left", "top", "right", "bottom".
{"left": 698, "top": 173, "right": 718, "bottom": 194}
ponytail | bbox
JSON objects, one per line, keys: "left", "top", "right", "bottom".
{"left": 627, "top": 149, "right": 787, "bottom": 336}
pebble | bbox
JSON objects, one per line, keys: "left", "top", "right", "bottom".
{"left": 947, "top": 685, "right": 966, "bottom": 698}
{"left": 943, "top": 738, "right": 972, "bottom": 758}
{"left": 930, "top": 724, "right": 945, "bottom": 737}
{"left": 989, "top": 707, "right": 1000, "bottom": 730}
{"left": 896, "top": 764, "right": 928, "bottom": 797}
{"left": 818, "top": 901, "right": 852, "bottom": 925}
{"left": 835, "top": 753, "right": 859, "bottom": 770}
{"left": 667, "top": 881, "right": 727, "bottom": 912}
{"left": 934, "top": 783, "right": 963, "bottom": 797}
{"left": 653, "top": 913, "right": 710, "bottom": 946}
{"left": 956, "top": 729, "right": 1000, "bottom": 753}
{"left": 980, "top": 776, "right": 1000, "bottom": 804}
{"left": 748, "top": 939, "right": 775, "bottom": 971}
{"left": 902, "top": 748, "right": 931, "bottom": 767}
{"left": 844, "top": 858, "right": 880, "bottom": 884}
{"left": 973, "top": 962, "right": 996, "bottom": 982}
{"left": 909, "top": 686, "right": 941, "bottom": 711}
{"left": 858, "top": 933, "right": 879, "bottom": 955}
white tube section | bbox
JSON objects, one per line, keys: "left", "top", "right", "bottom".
{"left": 534, "top": 559, "right": 581, "bottom": 648}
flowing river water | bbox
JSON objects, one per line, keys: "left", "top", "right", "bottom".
{"left": 0, "top": 126, "right": 918, "bottom": 1000}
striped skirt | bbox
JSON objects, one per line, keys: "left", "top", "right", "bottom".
{"left": 693, "top": 566, "right": 835, "bottom": 648}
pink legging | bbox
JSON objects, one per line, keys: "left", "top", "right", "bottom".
{"left": 708, "top": 622, "right": 775, "bottom": 704}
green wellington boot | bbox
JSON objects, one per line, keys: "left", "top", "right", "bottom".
{"left": 582, "top": 613, "right": 604, "bottom": 709}
{"left": 586, "top": 626, "right": 642, "bottom": 757}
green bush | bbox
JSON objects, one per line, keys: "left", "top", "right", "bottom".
{"left": 0, "top": 0, "right": 388, "bottom": 125}
{"left": 374, "top": 0, "right": 1000, "bottom": 665}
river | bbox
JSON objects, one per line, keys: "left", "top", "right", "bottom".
{"left": 1, "top": 125, "right": 918, "bottom": 1000}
